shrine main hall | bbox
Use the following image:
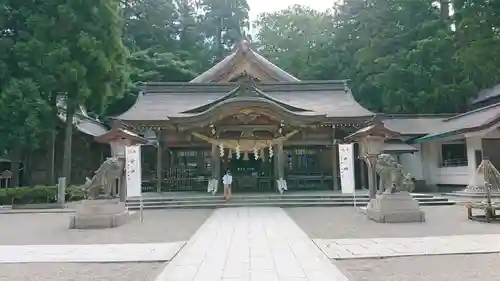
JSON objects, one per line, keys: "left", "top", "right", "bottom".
{"left": 112, "top": 40, "right": 413, "bottom": 193}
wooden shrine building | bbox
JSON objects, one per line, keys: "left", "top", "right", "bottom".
{"left": 114, "top": 40, "right": 377, "bottom": 193}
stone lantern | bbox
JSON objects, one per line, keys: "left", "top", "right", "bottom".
{"left": 94, "top": 122, "right": 148, "bottom": 202}
{"left": 345, "top": 117, "right": 425, "bottom": 223}
{"left": 345, "top": 117, "right": 399, "bottom": 199}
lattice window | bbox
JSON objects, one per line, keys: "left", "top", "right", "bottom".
{"left": 176, "top": 151, "right": 198, "bottom": 167}
{"left": 286, "top": 148, "right": 319, "bottom": 172}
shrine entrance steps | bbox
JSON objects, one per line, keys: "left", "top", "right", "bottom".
{"left": 126, "top": 191, "right": 455, "bottom": 210}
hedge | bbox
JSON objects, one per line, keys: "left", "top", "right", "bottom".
{"left": 0, "top": 185, "right": 85, "bottom": 205}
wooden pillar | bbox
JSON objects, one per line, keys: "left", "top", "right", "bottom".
{"left": 277, "top": 143, "right": 285, "bottom": 179}
{"left": 211, "top": 144, "right": 221, "bottom": 181}
{"left": 156, "top": 129, "right": 163, "bottom": 193}
{"left": 273, "top": 144, "right": 279, "bottom": 181}
{"left": 118, "top": 158, "right": 126, "bottom": 202}
{"left": 332, "top": 126, "right": 340, "bottom": 191}
{"left": 360, "top": 159, "right": 367, "bottom": 190}
{"left": 366, "top": 155, "right": 378, "bottom": 199}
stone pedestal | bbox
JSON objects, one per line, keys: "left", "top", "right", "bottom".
{"left": 69, "top": 199, "right": 131, "bottom": 229}
{"left": 366, "top": 191, "right": 425, "bottom": 223}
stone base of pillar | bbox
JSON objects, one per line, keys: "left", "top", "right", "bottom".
{"left": 366, "top": 192, "right": 425, "bottom": 223}
{"left": 69, "top": 199, "right": 132, "bottom": 229}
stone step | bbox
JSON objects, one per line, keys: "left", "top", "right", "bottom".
{"left": 127, "top": 194, "right": 437, "bottom": 204}
{"left": 126, "top": 197, "right": 450, "bottom": 207}
{"left": 443, "top": 191, "right": 500, "bottom": 198}
{"left": 125, "top": 197, "right": 454, "bottom": 210}
{"left": 129, "top": 194, "right": 371, "bottom": 202}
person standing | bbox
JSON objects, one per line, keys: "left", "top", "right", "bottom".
{"left": 222, "top": 170, "right": 233, "bottom": 200}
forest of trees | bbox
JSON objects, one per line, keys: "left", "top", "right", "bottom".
{"left": 1, "top": 0, "right": 499, "bottom": 185}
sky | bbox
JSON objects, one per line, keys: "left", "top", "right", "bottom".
{"left": 247, "top": 0, "right": 336, "bottom": 22}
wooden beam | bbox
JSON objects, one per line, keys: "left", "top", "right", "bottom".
{"left": 156, "top": 129, "right": 163, "bottom": 193}
{"left": 332, "top": 126, "right": 340, "bottom": 191}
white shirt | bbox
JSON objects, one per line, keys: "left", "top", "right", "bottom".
{"left": 222, "top": 174, "right": 233, "bottom": 185}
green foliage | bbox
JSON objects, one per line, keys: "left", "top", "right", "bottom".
{"left": 198, "top": 0, "right": 250, "bottom": 58}
{"left": 253, "top": 5, "right": 335, "bottom": 80}
{"left": 253, "top": 1, "right": 500, "bottom": 114}
{"left": 0, "top": 185, "right": 84, "bottom": 205}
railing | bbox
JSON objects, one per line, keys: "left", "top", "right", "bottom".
{"left": 286, "top": 173, "right": 333, "bottom": 190}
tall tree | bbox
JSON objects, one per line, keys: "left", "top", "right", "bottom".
{"left": 320, "top": 0, "right": 473, "bottom": 113}
{"left": 199, "top": 0, "right": 250, "bottom": 59}
{"left": 0, "top": 0, "right": 54, "bottom": 186}
{"left": 39, "top": 0, "right": 129, "bottom": 184}
{"left": 253, "top": 5, "right": 335, "bottom": 80}
{"left": 452, "top": 0, "right": 500, "bottom": 91}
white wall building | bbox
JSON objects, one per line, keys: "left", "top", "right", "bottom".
{"left": 382, "top": 85, "right": 500, "bottom": 191}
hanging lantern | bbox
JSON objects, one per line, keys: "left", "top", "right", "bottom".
{"left": 253, "top": 147, "right": 259, "bottom": 160}
{"left": 235, "top": 144, "right": 241, "bottom": 159}
{"left": 243, "top": 151, "right": 249, "bottom": 161}
{"left": 228, "top": 149, "right": 232, "bottom": 159}
{"left": 269, "top": 144, "right": 274, "bottom": 159}
{"left": 219, "top": 143, "right": 224, "bottom": 157}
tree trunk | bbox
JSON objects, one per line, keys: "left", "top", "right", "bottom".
{"left": 440, "top": 0, "right": 449, "bottom": 22}
{"left": 62, "top": 105, "right": 75, "bottom": 185}
{"left": 10, "top": 146, "right": 21, "bottom": 188}
{"left": 46, "top": 131, "right": 56, "bottom": 185}
{"left": 24, "top": 154, "right": 31, "bottom": 186}
{"left": 217, "top": 17, "right": 223, "bottom": 60}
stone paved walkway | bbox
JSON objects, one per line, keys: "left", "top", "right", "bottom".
{"left": 0, "top": 242, "right": 185, "bottom": 263}
{"left": 155, "top": 207, "right": 348, "bottom": 281}
{"left": 315, "top": 234, "right": 500, "bottom": 260}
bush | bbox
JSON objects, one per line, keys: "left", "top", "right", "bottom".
{"left": 0, "top": 185, "right": 85, "bottom": 205}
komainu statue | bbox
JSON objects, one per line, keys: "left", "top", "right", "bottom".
{"left": 82, "top": 157, "right": 124, "bottom": 199}
{"left": 376, "top": 154, "right": 414, "bottom": 194}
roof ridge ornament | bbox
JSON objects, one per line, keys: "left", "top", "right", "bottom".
{"left": 237, "top": 39, "right": 250, "bottom": 52}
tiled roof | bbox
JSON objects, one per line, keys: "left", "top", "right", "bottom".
{"left": 382, "top": 115, "right": 451, "bottom": 135}
{"left": 383, "top": 143, "right": 418, "bottom": 153}
{"left": 115, "top": 81, "right": 374, "bottom": 121}
{"left": 56, "top": 97, "right": 108, "bottom": 137}
{"left": 472, "top": 83, "right": 500, "bottom": 104}
{"left": 415, "top": 102, "right": 500, "bottom": 142}
{"left": 190, "top": 40, "right": 300, "bottom": 83}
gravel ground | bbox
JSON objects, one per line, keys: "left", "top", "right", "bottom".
{"left": 286, "top": 206, "right": 500, "bottom": 239}
{"left": 336, "top": 253, "right": 500, "bottom": 281}
{"left": 0, "top": 262, "right": 165, "bottom": 281}
{"left": 0, "top": 209, "right": 212, "bottom": 245}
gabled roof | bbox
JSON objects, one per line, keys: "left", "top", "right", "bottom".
{"left": 472, "top": 83, "right": 500, "bottom": 105}
{"left": 95, "top": 127, "right": 148, "bottom": 144}
{"left": 190, "top": 40, "right": 300, "bottom": 83}
{"left": 415, "top": 102, "right": 500, "bottom": 142}
{"left": 114, "top": 81, "right": 375, "bottom": 123}
{"left": 382, "top": 114, "right": 453, "bottom": 136}
{"left": 345, "top": 117, "right": 400, "bottom": 141}
{"left": 56, "top": 97, "right": 108, "bottom": 137}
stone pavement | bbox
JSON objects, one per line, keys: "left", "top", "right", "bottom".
{"left": 315, "top": 234, "right": 500, "bottom": 260}
{"left": 0, "top": 242, "right": 185, "bottom": 263}
{"left": 155, "top": 207, "right": 348, "bottom": 281}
